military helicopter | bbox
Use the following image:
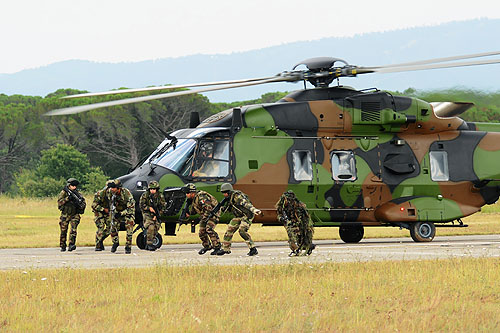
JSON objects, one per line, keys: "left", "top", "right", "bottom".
{"left": 46, "top": 51, "right": 500, "bottom": 247}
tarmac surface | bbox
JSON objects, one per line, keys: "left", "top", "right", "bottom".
{"left": 1, "top": 234, "right": 499, "bottom": 270}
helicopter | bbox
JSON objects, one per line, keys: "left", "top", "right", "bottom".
{"left": 46, "top": 51, "right": 500, "bottom": 247}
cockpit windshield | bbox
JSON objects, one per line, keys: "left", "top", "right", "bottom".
{"left": 145, "top": 127, "right": 228, "bottom": 175}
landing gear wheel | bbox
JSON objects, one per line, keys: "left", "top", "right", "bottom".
{"left": 136, "top": 233, "right": 146, "bottom": 250}
{"left": 153, "top": 233, "right": 163, "bottom": 249}
{"left": 339, "top": 225, "right": 364, "bottom": 243}
{"left": 410, "top": 222, "right": 436, "bottom": 242}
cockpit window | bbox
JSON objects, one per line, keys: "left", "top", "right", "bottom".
{"left": 191, "top": 139, "right": 230, "bottom": 178}
{"left": 331, "top": 150, "right": 357, "bottom": 181}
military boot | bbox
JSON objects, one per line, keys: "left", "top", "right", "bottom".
{"left": 306, "top": 244, "right": 316, "bottom": 256}
{"left": 198, "top": 247, "right": 212, "bottom": 255}
{"left": 247, "top": 247, "right": 258, "bottom": 256}
{"left": 95, "top": 241, "right": 104, "bottom": 252}
{"left": 210, "top": 246, "right": 221, "bottom": 255}
{"left": 68, "top": 244, "right": 76, "bottom": 252}
{"left": 111, "top": 243, "right": 119, "bottom": 253}
{"left": 216, "top": 248, "right": 231, "bottom": 256}
{"left": 125, "top": 246, "right": 131, "bottom": 254}
{"left": 60, "top": 246, "right": 66, "bottom": 252}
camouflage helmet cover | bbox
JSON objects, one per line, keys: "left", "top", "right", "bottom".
{"left": 108, "top": 179, "right": 122, "bottom": 188}
{"left": 183, "top": 183, "right": 196, "bottom": 193}
{"left": 221, "top": 183, "right": 233, "bottom": 192}
{"left": 148, "top": 180, "right": 160, "bottom": 189}
{"left": 67, "top": 178, "right": 79, "bottom": 186}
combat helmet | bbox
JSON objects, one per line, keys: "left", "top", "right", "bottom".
{"left": 108, "top": 179, "right": 122, "bottom": 188}
{"left": 182, "top": 183, "right": 196, "bottom": 193}
{"left": 67, "top": 178, "right": 79, "bottom": 186}
{"left": 148, "top": 181, "right": 160, "bottom": 189}
{"left": 220, "top": 183, "right": 233, "bottom": 193}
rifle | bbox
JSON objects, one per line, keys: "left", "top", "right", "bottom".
{"left": 207, "top": 196, "right": 228, "bottom": 221}
{"left": 64, "top": 186, "right": 86, "bottom": 213}
{"left": 177, "top": 198, "right": 192, "bottom": 231}
{"left": 149, "top": 197, "right": 162, "bottom": 224}
{"left": 109, "top": 193, "right": 117, "bottom": 231}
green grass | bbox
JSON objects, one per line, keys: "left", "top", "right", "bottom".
{"left": 0, "top": 258, "right": 499, "bottom": 331}
{"left": 0, "top": 195, "right": 499, "bottom": 248}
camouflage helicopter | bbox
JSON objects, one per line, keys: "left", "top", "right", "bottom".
{"left": 46, "top": 51, "right": 500, "bottom": 247}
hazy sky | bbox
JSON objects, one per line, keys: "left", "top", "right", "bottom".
{"left": 2, "top": 0, "right": 500, "bottom": 74}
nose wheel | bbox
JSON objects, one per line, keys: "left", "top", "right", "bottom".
{"left": 410, "top": 222, "right": 436, "bottom": 242}
{"left": 136, "top": 232, "right": 163, "bottom": 249}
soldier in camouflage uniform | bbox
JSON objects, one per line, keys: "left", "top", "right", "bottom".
{"left": 215, "top": 183, "right": 261, "bottom": 256}
{"left": 276, "top": 190, "right": 315, "bottom": 256}
{"left": 139, "top": 181, "right": 166, "bottom": 251}
{"left": 107, "top": 179, "right": 135, "bottom": 254}
{"left": 92, "top": 180, "right": 113, "bottom": 251}
{"left": 183, "top": 183, "right": 221, "bottom": 255}
{"left": 57, "top": 178, "right": 84, "bottom": 252}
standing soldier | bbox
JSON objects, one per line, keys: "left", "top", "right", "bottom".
{"left": 107, "top": 179, "right": 135, "bottom": 254}
{"left": 215, "top": 183, "right": 261, "bottom": 256}
{"left": 92, "top": 180, "right": 113, "bottom": 251}
{"left": 139, "top": 181, "right": 165, "bottom": 251}
{"left": 276, "top": 190, "right": 315, "bottom": 256}
{"left": 182, "top": 183, "right": 221, "bottom": 255}
{"left": 57, "top": 178, "right": 86, "bottom": 252}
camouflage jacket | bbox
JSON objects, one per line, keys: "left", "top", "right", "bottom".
{"left": 275, "top": 193, "right": 309, "bottom": 225}
{"left": 107, "top": 188, "right": 135, "bottom": 217}
{"left": 57, "top": 189, "right": 78, "bottom": 216}
{"left": 139, "top": 190, "right": 166, "bottom": 220}
{"left": 223, "top": 190, "right": 259, "bottom": 219}
{"left": 189, "top": 190, "right": 219, "bottom": 222}
{"left": 92, "top": 188, "right": 110, "bottom": 215}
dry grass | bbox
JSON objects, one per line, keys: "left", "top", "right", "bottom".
{"left": 0, "top": 258, "right": 498, "bottom": 331}
{"left": 0, "top": 195, "right": 499, "bottom": 248}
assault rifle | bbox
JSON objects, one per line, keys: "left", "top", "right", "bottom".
{"left": 149, "top": 197, "right": 162, "bottom": 222}
{"left": 207, "top": 197, "right": 228, "bottom": 221}
{"left": 109, "top": 194, "right": 117, "bottom": 231}
{"left": 177, "top": 198, "right": 193, "bottom": 232}
{"left": 64, "top": 186, "right": 86, "bottom": 213}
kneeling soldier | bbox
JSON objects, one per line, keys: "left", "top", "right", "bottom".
{"left": 183, "top": 183, "right": 221, "bottom": 255}
{"left": 139, "top": 181, "right": 165, "bottom": 251}
{"left": 92, "top": 180, "right": 113, "bottom": 251}
{"left": 215, "top": 183, "right": 261, "bottom": 256}
{"left": 107, "top": 179, "right": 135, "bottom": 254}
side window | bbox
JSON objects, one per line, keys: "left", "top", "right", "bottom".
{"left": 429, "top": 151, "right": 449, "bottom": 181}
{"left": 191, "top": 139, "right": 230, "bottom": 178}
{"left": 293, "top": 150, "right": 313, "bottom": 181}
{"left": 331, "top": 151, "right": 357, "bottom": 181}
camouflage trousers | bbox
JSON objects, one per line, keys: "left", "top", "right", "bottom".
{"left": 199, "top": 218, "right": 220, "bottom": 249}
{"left": 143, "top": 217, "right": 161, "bottom": 246}
{"left": 59, "top": 214, "right": 80, "bottom": 247}
{"left": 222, "top": 217, "right": 254, "bottom": 251}
{"left": 110, "top": 214, "right": 134, "bottom": 247}
{"left": 94, "top": 214, "right": 111, "bottom": 245}
{"left": 283, "top": 220, "right": 300, "bottom": 252}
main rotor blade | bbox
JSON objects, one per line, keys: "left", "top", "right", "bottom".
{"left": 44, "top": 76, "right": 288, "bottom": 116}
{"left": 61, "top": 76, "right": 278, "bottom": 99}
{"left": 377, "top": 50, "right": 500, "bottom": 69}
{"left": 366, "top": 57, "right": 500, "bottom": 74}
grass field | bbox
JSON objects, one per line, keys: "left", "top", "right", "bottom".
{"left": 0, "top": 195, "right": 500, "bottom": 248}
{"left": 0, "top": 258, "right": 498, "bottom": 331}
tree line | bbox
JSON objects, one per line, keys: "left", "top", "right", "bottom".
{"left": 0, "top": 87, "right": 499, "bottom": 196}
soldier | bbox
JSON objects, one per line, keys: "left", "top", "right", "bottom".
{"left": 107, "top": 179, "right": 135, "bottom": 254}
{"left": 276, "top": 190, "right": 315, "bottom": 256}
{"left": 183, "top": 183, "right": 221, "bottom": 255}
{"left": 57, "top": 178, "right": 85, "bottom": 252}
{"left": 215, "top": 183, "right": 261, "bottom": 256}
{"left": 139, "top": 181, "right": 165, "bottom": 251}
{"left": 92, "top": 180, "right": 113, "bottom": 251}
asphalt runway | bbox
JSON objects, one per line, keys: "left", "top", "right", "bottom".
{"left": 1, "top": 234, "right": 499, "bottom": 270}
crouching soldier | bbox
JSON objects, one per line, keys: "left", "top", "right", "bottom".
{"left": 139, "top": 181, "right": 165, "bottom": 251}
{"left": 215, "top": 183, "right": 261, "bottom": 256}
{"left": 107, "top": 179, "right": 135, "bottom": 254}
{"left": 92, "top": 180, "right": 113, "bottom": 251}
{"left": 183, "top": 183, "right": 221, "bottom": 255}
{"left": 57, "top": 178, "right": 85, "bottom": 252}
{"left": 276, "top": 190, "right": 315, "bottom": 256}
